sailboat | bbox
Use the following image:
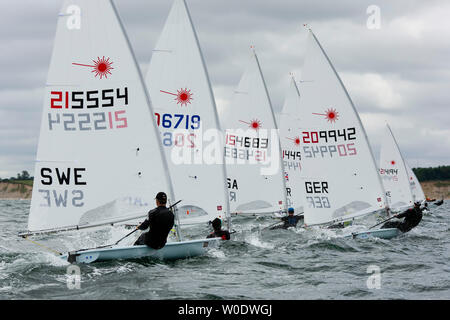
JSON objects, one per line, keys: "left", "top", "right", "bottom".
{"left": 406, "top": 164, "right": 443, "bottom": 206}
{"left": 19, "top": 0, "right": 220, "bottom": 264}
{"left": 277, "top": 75, "right": 304, "bottom": 215}
{"left": 406, "top": 163, "right": 425, "bottom": 204}
{"left": 221, "top": 48, "right": 287, "bottom": 216}
{"left": 297, "top": 29, "right": 398, "bottom": 239}
{"left": 145, "top": 0, "right": 230, "bottom": 227}
{"left": 379, "top": 123, "right": 414, "bottom": 212}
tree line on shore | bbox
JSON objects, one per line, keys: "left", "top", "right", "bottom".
{"left": 0, "top": 170, "right": 33, "bottom": 182}
{"left": 412, "top": 166, "right": 450, "bottom": 182}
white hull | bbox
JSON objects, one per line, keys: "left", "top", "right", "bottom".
{"left": 62, "top": 238, "right": 220, "bottom": 264}
{"left": 343, "top": 227, "right": 400, "bottom": 240}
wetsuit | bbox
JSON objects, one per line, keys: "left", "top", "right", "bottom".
{"left": 282, "top": 215, "right": 302, "bottom": 228}
{"left": 134, "top": 206, "right": 174, "bottom": 249}
{"left": 270, "top": 215, "right": 303, "bottom": 230}
{"left": 207, "top": 229, "right": 230, "bottom": 240}
{"left": 381, "top": 206, "right": 423, "bottom": 233}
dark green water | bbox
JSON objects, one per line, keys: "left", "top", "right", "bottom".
{"left": 0, "top": 200, "right": 448, "bottom": 299}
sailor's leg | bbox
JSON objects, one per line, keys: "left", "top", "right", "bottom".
{"left": 133, "top": 233, "right": 146, "bottom": 246}
{"left": 381, "top": 221, "right": 402, "bottom": 229}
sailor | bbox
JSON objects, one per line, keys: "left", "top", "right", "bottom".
{"left": 381, "top": 202, "right": 423, "bottom": 233}
{"left": 207, "top": 218, "right": 230, "bottom": 240}
{"left": 281, "top": 207, "right": 302, "bottom": 228}
{"left": 133, "top": 192, "right": 174, "bottom": 249}
{"left": 270, "top": 208, "right": 303, "bottom": 230}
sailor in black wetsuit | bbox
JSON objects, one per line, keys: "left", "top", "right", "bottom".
{"left": 270, "top": 207, "right": 303, "bottom": 230}
{"left": 381, "top": 202, "right": 423, "bottom": 233}
{"left": 207, "top": 218, "right": 230, "bottom": 240}
{"left": 281, "top": 207, "right": 303, "bottom": 228}
{"left": 133, "top": 192, "right": 174, "bottom": 249}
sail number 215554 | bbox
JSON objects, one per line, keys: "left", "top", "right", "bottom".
{"left": 47, "top": 88, "right": 129, "bottom": 131}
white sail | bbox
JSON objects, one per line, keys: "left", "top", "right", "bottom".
{"left": 277, "top": 76, "right": 304, "bottom": 214}
{"left": 298, "top": 30, "right": 387, "bottom": 226}
{"left": 406, "top": 163, "right": 425, "bottom": 203}
{"left": 28, "top": 0, "right": 174, "bottom": 233}
{"left": 379, "top": 123, "right": 414, "bottom": 210}
{"left": 221, "top": 48, "right": 287, "bottom": 214}
{"left": 145, "top": 0, "right": 229, "bottom": 225}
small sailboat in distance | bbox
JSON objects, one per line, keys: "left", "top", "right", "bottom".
{"left": 406, "top": 163, "right": 425, "bottom": 204}
{"left": 297, "top": 28, "right": 398, "bottom": 239}
{"left": 19, "top": 0, "right": 220, "bottom": 264}
{"left": 379, "top": 123, "right": 415, "bottom": 212}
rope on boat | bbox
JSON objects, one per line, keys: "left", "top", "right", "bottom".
{"left": 23, "top": 236, "right": 63, "bottom": 256}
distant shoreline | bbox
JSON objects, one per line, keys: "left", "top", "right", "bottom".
{"left": 0, "top": 180, "right": 448, "bottom": 201}
{"left": 420, "top": 180, "right": 450, "bottom": 201}
{"left": 0, "top": 181, "right": 32, "bottom": 200}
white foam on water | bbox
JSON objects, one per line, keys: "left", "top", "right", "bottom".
{"left": 293, "top": 227, "right": 307, "bottom": 234}
{"left": 40, "top": 252, "right": 70, "bottom": 267}
{"left": 244, "top": 233, "right": 275, "bottom": 249}
{"left": 116, "top": 265, "right": 134, "bottom": 273}
{"left": 0, "top": 286, "right": 13, "bottom": 292}
{"left": 0, "top": 261, "right": 7, "bottom": 280}
{"left": 207, "top": 248, "right": 226, "bottom": 259}
{"left": 303, "top": 226, "right": 337, "bottom": 241}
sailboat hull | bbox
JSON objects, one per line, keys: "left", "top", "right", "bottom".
{"left": 61, "top": 238, "right": 220, "bottom": 264}
{"left": 344, "top": 228, "right": 400, "bottom": 240}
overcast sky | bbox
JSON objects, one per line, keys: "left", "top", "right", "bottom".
{"left": 1, "top": 0, "right": 449, "bottom": 178}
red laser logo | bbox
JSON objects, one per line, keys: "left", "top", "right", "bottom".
{"left": 239, "top": 119, "right": 262, "bottom": 131}
{"left": 286, "top": 136, "right": 301, "bottom": 146}
{"left": 391, "top": 160, "right": 396, "bottom": 165}
{"left": 72, "top": 56, "right": 114, "bottom": 79}
{"left": 312, "top": 108, "right": 339, "bottom": 123}
{"left": 160, "top": 88, "right": 193, "bottom": 106}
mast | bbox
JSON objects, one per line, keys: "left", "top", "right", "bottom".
{"left": 110, "top": 1, "right": 182, "bottom": 241}
{"left": 252, "top": 48, "right": 288, "bottom": 211}
{"left": 146, "top": 0, "right": 230, "bottom": 227}
{"left": 181, "top": 0, "right": 231, "bottom": 229}
{"left": 111, "top": 0, "right": 176, "bottom": 204}
{"left": 278, "top": 74, "right": 303, "bottom": 213}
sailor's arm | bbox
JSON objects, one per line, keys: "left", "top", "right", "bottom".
{"left": 138, "top": 208, "right": 157, "bottom": 230}
{"left": 396, "top": 210, "right": 409, "bottom": 219}
{"left": 137, "top": 219, "right": 150, "bottom": 230}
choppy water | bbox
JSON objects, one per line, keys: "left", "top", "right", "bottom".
{"left": 0, "top": 199, "right": 448, "bottom": 300}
